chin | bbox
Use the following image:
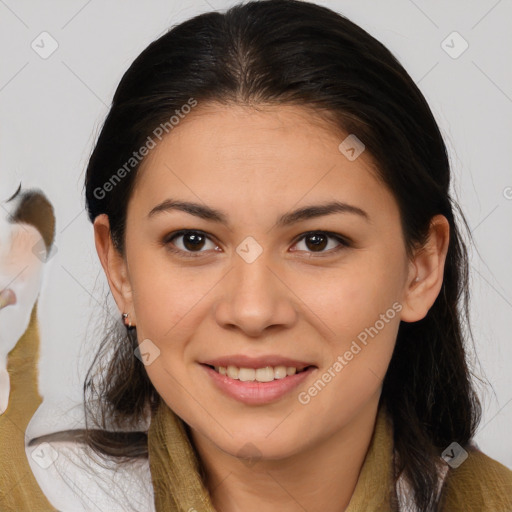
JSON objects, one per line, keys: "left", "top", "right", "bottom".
{"left": 213, "top": 428, "right": 306, "bottom": 463}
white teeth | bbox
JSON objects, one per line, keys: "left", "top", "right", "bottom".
{"left": 213, "top": 364, "right": 308, "bottom": 382}
{"left": 274, "top": 366, "right": 288, "bottom": 379}
{"left": 255, "top": 367, "right": 274, "bottom": 382}
{"left": 239, "top": 368, "right": 256, "bottom": 381}
{"left": 227, "top": 365, "right": 239, "bottom": 379}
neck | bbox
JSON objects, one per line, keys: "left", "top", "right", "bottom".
{"left": 189, "top": 396, "right": 381, "bottom": 512}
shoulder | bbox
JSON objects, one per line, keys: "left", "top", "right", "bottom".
{"left": 440, "top": 446, "right": 512, "bottom": 512}
{"left": 26, "top": 437, "right": 155, "bottom": 512}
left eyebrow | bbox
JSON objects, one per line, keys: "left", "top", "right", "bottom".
{"left": 275, "top": 201, "right": 370, "bottom": 227}
{"left": 147, "top": 198, "right": 370, "bottom": 227}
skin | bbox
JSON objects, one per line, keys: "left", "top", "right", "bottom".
{"left": 94, "top": 104, "right": 449, "bottom": 512}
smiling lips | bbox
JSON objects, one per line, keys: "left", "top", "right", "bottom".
{"left": 200, "top": 354, "right": 317, "bottom": 404}
{"left": 201, "top": 355, "right": 314, "bottom": 382}
{"left": 0, "top": 288, "right": 16, "bottom": 310}
{"left": 202, "top": 355, "right": 314, "bottom": 371}
{"left": 202, "top": 364, "right": 316, "bottom": 405}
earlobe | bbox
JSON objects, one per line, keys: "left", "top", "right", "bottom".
{"left": 400, "top": 215, "right": 450, "bottom": 323}
{"left": 93, "top": 214, "right": 133, "bottom": 316}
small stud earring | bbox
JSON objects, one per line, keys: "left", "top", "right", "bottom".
{"left": 122, "top": 312, "right": 135, "bottom": 330}
{"left": 414, "top": 276, "right": 420, "bottom": 282}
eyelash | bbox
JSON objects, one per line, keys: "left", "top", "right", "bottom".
{"left": 162, "top": 229, "right": 351, "bottom": 258}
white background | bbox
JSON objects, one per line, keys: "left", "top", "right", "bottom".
{"left": 1, "top": 0, "right": 511, "bottom": 468}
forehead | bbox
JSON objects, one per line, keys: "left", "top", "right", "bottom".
{"left": 131, "top": 103, "right": 397, "bottom": 223}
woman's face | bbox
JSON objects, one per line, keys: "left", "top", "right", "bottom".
{"left": 96, "top": 104, "right": 444, "bottom": 461}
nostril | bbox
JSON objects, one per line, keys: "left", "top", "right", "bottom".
{"left": 0, "top": 288, "right": 16, "bottom": 310}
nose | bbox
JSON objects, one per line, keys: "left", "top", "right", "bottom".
{"left": 213, "top": 250, "right": 298, "bottom": 338}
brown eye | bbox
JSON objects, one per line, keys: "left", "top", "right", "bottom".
{"left": 304, "top": 233, "right": 328, "bottom": 251}
{"left": 164, "top": 230, "right": 219, "bottom": 257}
{"left": 292, "top": 231, "right": 349, "bottom": 255}
{"left": 180, "top": 232, "right": 206, "bottom": 251}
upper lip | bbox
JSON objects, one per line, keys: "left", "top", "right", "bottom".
{"left": 200, "top": 355, "right": 316, "bottom": 371}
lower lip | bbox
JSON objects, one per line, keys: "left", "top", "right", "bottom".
{"left": 201, "top": 364, "right": 316, "bottom": 405}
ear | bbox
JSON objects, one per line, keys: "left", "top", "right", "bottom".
{"left": 400, "top": 214, "right": 450, "bottom": 323}
{"left": 93, "top": 214, "right": 134, "bottom": 320}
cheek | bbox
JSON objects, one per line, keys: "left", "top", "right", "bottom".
{"left": 300, "top": 281, "right": 400, "bottom": 414}
{"left": 296, "top": 260, "right": 403, "bottom": 336}
{"left": 129, "top": 247, "right": 217, "bottom": 338}
{"left": 291, "top": 258, "right": 402, "bottom": 391}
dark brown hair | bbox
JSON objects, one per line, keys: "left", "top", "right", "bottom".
{"left": 29, "top": 1, "right": 482, "bottom": 510}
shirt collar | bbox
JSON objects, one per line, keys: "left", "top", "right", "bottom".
{"left": 148, "top": 402, "right": 396, "bottom": 512}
